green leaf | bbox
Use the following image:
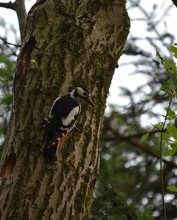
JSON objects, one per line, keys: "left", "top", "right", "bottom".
{"left": 166, "top": 124, "right": 177, "bottom": 140}
{"left": 161, "top": 85, "right": 172, "bottom": 94}
{"left": 0, "top": 92, "right": 12, "bottom": 106}
{"left": 171, "top": 45, "right": 177, "bottom": 59}
{"left": 163, "top": 144, "right": 177, "bottom": 156}
{"left": 162, "top": 132, "right": 169, "bottom": 143}
{"left": 166, "top": 59, "right": 177, "bottom": 74}
{"left": 141, "top": 133, "right": 149, "bottom": 143}
{"left": 166, "top": 108, "right": 177, "bottom": 120}
{"left": 167, "top": 185, "right": 177, "bottom": 193}
{"left": 157, "top": 48, "right": 177, "bottom": 74}
{"left": 153, "top": 122, "right": 164, "bottom": 130}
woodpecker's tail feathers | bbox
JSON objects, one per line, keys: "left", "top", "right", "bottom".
{"left": 42, "top": 133, "right": 66, "bottom": 162}
{"left": 43, "top": 143, "right": 57, "bottom": 163}
{"left": 42, "top": 126, "right": 68, "bottom": 162}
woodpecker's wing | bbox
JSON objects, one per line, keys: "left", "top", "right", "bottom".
{"left": 49, "top": 95, "right": 80, "bottom": 126}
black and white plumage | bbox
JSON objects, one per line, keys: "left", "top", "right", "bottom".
{"left": 42, "top": 87, "right": 94, "bottom": 162}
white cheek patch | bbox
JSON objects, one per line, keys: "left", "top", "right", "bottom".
{"left": 62, "top": 106, "right": 80, "bottom": 126}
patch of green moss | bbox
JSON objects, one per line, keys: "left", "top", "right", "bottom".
{"left": 91, "top": 52, "right": 114, "bottom": 87}
{"left": 85, "top": 186, "right": 94, "bottom": 213}
{"left": 74, "top": 182, "right": 86, "bottom": 214}
{"left": 81, "top": 125, "right": 92, "bottom": 158}
{"left": 74, "top": 173, "right": 95, "bottom": 218}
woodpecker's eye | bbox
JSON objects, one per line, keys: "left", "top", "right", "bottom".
{"left": 84, "top": 91, "right": 87, "bottom": 96}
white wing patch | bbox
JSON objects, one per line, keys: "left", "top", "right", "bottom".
{"left": 49, "top": 97, "right": 60, "bottom": 118}
{"left": 62, "top": 106, "right": 80, "bottom": 126}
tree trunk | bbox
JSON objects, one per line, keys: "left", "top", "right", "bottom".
{"left": 0, "top": 0, "right": 130, "bottom": 219}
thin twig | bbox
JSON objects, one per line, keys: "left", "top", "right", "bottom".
{"left": 159, "top": 95, "right": 174, "bottom": 220}
{"left": 0, "top": 37, "right": 21, "bottom": 47}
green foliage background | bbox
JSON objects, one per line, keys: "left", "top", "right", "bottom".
{"left": 0, "top": 54, "right": 13, "bottom": 147}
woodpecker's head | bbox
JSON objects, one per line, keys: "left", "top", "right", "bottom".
{"left": 72, "top": 87, "right": 94, "bottom": 106}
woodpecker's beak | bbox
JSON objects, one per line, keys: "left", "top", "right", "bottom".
{"left": 87, "top": 95, "right": 94, "bottom": 106}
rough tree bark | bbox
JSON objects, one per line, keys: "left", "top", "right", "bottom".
{"left": 0, "top": 0, "right": 130, "bottom": 219}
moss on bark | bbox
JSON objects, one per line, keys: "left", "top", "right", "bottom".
{"left": 0, "top": 0, "right": 130, "bottom": 219}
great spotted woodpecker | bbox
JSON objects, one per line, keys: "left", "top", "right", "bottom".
{"left": 42, "top": 87, "right": 94, "bottom": 162}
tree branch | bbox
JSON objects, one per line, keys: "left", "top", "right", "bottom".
{"left": 14, "top": 0, "right": 27, "bottom": 41}
{"left": 0, "top": 0, "right": 27, "bottom": 41}
{"left": 171, "top": 0, "right": 177, "bottom": 7}
{"left": 106, "top": 126, "right": 177, "bottom": 168}
{"left": 102, "top": 128, "right": 165, "bottom": 142}
{"left": 0, "top": 37, "right": 21, "bottom": 47}
{"left": 0, "top": 1, "right": 15, "bottom": 10}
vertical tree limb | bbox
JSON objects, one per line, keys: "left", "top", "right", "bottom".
{"left": 15, "top": 0, "right": 27, "bottom": 41}
{"left": 0, "top": 0, "right": 27, "bottom": 41}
